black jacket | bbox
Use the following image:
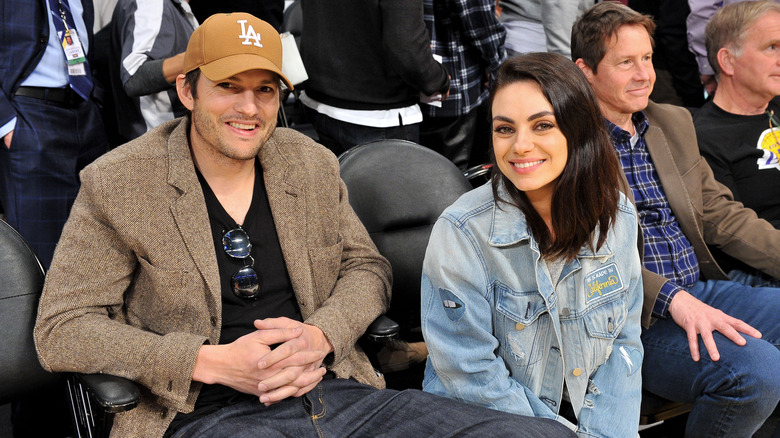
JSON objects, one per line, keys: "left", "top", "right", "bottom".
{"left": 301, "top": 0, "right": 449, "bottom": 110}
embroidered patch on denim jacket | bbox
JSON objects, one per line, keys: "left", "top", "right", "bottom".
{"left": 585, "top": 262, "right": 624, "bottom": 304}
{"left": 618, "top": 346, "right": 642, "bottom": 376}
{"left": 438, "top": 289, "right": 465, "bottom": 322}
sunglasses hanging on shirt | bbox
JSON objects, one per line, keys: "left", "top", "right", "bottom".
{"left": 222, "top": 227, "right": 261, "bottom": 299}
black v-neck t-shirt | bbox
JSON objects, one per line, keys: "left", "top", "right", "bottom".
{"left": 167, "top": 161, "right": 302, "bottom": 434}
{"left": 197, "top": 162, "right": 302, "bottom": 345}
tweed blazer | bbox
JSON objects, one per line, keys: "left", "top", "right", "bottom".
{"left": 637, "top": 101, "right": 780, "bottom": 326}
{"left": 34, "top": 117, "right": 391, "bottom": 438}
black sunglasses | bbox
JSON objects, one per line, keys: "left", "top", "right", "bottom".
{"left": 222, "top": 227, "right": 261, "bottom": 299}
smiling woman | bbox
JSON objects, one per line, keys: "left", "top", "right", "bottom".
{"left": 421, "top": 52, "right": 646, "bottom": 437}
{"left": 491, "top": 80, "right": 568, "bottom": 232}
{"left": 488, "top": 53, "right": 625, "bottom": 261}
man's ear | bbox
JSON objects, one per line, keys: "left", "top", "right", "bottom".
{"left": 717, "top": 47, "right": 736, "bottom": 77}
{"left": 177, "top": 74, "right": 195, "bottom": 111}
{"left": 575, "top": 58, "right": 594, "bottom": 84}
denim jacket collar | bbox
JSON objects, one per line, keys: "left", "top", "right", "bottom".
{"left": 488, "top": 182, "right": 615, "bottom": 261}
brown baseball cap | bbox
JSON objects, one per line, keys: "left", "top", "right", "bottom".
{"left": 183, "top": 12, "right": 293, "bottom": 90}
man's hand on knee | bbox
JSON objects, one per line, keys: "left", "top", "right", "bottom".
{"left": 669, "top": 290, "right": 762, "bottom": 362}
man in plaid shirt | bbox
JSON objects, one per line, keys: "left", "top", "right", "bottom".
{"left": 573, "top": 3, "right": 780, "bottom": 437}
{"left": 420, "top": 0, "right": 505, "bottom": 169}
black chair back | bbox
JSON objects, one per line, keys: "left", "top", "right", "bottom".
{"left": 339, "top": 140, "right": 473, "bottom": 340}
{"left": 0, "top": 219, "right": 59, "bottom": 404}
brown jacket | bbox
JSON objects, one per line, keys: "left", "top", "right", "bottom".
{"left": 34, "top": 117, "right": 392, "bottom": 437}
{"left": 638, "top": 101, "right": 780, "bottom": 326}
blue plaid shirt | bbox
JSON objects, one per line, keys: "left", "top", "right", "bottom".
{"left": 422, "top": 0, "right": 505, "bottom": 118}
{"left": 607, "top": 113, "right": 700, "bottom": 318}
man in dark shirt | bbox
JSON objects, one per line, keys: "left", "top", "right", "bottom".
{"left": 299, "top": 0, "right": 451, "bottom": 155}
{"left": 693, "top": 1, "right": 780, "bottom": 285}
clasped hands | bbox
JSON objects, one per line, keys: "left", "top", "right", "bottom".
{"left": 193, "top": 317, "right": 334, "bottom": 405}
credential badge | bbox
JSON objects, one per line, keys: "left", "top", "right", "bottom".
{"left": 237, "top": 19, "right": 263, "bottom": 47}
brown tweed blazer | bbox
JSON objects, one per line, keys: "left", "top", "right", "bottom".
{"left": 34, "top": 117, "right": 392, "bottom": 437}
{"left": 636, "top": 101, "right": 780, "bottom": 327}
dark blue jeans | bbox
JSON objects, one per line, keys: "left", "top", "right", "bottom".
{"left": 306, "top": 108, "right": 420, "bottom": 157}
{"left": 172, "top": 378, "right": 574, "bottom": 437}
{"left": 642, "top": 280, "right": 780, "bottom": 437}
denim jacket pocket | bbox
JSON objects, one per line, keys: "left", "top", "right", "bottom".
{"left": 495, "top": 282, "right": 550, "bottom": 370}
{"left": 582, "top": 291, "right": 628, "bottom": 368}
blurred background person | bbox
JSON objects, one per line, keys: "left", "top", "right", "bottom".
{"left": 299, "top": 0, "right": 450, "bottom": 155}
{"left": 693, "top": 1, "right": 780, "bottom": 289}
{"left": 110, "top": 0, "right": 198, "bottom": 144}
{"left": 189, "top": 0, "right": 284, "bottom": 30}
{"left": 0, "top": 1, "right": 109, "bottom": 435}
{"left": 687, "top": 0, "right": 780, "bottom": 96}
{"left": 420, "top": 0, "right": 505, "bottom": 170}
{"left": 630, "top": 0, "right": 705, "bottom": 108}
{"left": 498, "top": 0, "right": 593, "bottom": 58}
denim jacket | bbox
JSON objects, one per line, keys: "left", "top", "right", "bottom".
{"left": 421, "top": 183, "right": 643, "bottom": 437}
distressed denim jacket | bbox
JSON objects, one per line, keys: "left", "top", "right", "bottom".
{"left": 421, "top": 183, "right": 644, "bottom": 437}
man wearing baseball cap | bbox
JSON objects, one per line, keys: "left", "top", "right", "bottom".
{"left": 34, "top": 13, "right": 572, "bottom": 437}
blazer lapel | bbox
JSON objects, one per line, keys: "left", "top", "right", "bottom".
{"left": 644, "top": 123, "right": 708, "bottom": 250}
{"left": 260, "top": 134, "right": 316, "bottom": 316}
{"left": 165, "top": 119, "right": 222, "bottom": 317}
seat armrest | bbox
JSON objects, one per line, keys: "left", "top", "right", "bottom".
{"left": 364, "top": 315, "right": 400, "bottom": 342}
{"left": 73, "top": 373, "right": 140, "bottom": 413}
{"left": 463, "top": 163, "right": 493, "bottom": 187}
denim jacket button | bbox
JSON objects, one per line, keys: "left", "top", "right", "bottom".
{"left": 560, "top": 308, "right": 571, "bottom": 317}
{"left": 572, "top": 368, "right": 583, "bottom": 377}
{"left": 515, "top": 322, "right": 526, "bottom": 330}
{"left": 608, "top": 322, "right": 615, "bottom": 332}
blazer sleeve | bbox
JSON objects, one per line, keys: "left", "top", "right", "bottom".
{"left": 34, "top": 162, "right": 207, "bottom": 412}
{"left": 643, "top": 102, "right": 780, "bottom": 327}
{"left": 698, "top": 157, "right": 780, "bottom": 278}
{"left": 302, "top": 152, "right": 393, "bottom": 367}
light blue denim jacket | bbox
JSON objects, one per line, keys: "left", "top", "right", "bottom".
{"left": 421, "top": 183, "right": 643, "bottom": 437}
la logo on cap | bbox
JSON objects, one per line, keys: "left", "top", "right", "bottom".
{"left": 238, "top": 19, "right": 263, "bottom": 48}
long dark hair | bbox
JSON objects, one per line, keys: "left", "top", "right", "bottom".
{"left": 489, "top": 52, "right": 624, "bottom": 261}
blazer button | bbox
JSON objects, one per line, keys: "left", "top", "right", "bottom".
{"left": 515, "top": 322, "right": 526, "bottom": 331}
{"left": 572, "top": 368, "right": 583, "bottom": 377}
{"left": 160, "top": 409, "right": 167, "bottom": 419}
{"left": 210, "top": 316, "right": 217, "bottom": 327}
